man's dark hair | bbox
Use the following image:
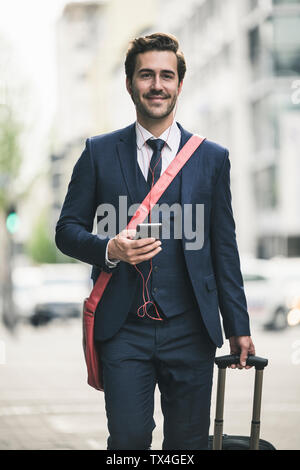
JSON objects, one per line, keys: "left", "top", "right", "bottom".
{"left": 125, "top": 32, "right": 186, "bottom": 84}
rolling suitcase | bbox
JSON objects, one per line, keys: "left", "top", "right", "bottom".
{"left": 209, "top": 354, "right": 276, "bottom": 450}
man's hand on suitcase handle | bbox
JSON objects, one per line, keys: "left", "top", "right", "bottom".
{"left": 229, "top": 336, "right": 256, "bottom": 369}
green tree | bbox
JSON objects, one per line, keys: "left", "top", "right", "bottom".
{"left": 25, "top": 209, "right": 74, "bottom": 264}
{"left": 0, "top": 103, "right": 22, "bottom": 331}
{"left": 0, "top": 106, "right": 21, "bottom": 208}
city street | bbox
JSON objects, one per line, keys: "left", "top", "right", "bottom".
{"left": 1, "top": 0, "right": 300, "bottom": 455}
{"left": 0, "top": 317, "right": 299, "bottom": 450}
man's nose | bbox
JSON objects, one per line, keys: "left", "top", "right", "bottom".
{"left": 150, "top": 74, "right": 163, "bottom": 90}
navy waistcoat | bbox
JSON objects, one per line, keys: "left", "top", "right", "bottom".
{"left": 129, "top": 154, "right": 198, "bottom": 319}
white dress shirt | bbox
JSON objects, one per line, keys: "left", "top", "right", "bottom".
{"left": 105, "top": 120, "right": 181, "bottom": 267}
{"left": 135, "top": 120, "right": 181, "bottom": 180}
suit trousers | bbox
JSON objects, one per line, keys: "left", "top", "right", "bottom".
{"left": 96, "top": 306, "right": 216, "bottom": 450}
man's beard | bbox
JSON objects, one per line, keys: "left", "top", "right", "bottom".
{"left": 131, "top": 89, "right": 178, "bottom": 120}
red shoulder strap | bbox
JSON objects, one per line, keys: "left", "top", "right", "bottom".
{"left": 85, "top": 134, "right": 205, "bottom": 312}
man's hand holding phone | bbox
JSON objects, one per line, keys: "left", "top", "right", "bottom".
{"left": 107, "top": 227, "right": 162, "bottom": 265}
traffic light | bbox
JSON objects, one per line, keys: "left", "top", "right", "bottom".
{"left": 5, "top": 205, "right": 20, "bottom": 234}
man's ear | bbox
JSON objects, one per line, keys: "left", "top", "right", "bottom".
{"left": 178, "top": 80, "right": 183, "bottom": 96}
{"left": 126, "top": 77, "right": 133, "bottom": 96}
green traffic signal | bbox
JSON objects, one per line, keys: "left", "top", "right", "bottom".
{"left": 6, "top": 211, "right": 20, "bottom": 234}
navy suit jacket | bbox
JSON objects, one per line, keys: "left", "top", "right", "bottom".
{"left": 55, "top": 122, "right": 251, "bottom": 347}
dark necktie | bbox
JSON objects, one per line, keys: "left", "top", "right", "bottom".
{"left": 146, "top": 138, "right": 165, "bottom": 186}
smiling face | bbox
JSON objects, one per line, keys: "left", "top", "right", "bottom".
{"left": 126, "top": 50, "right": 183, "bottom": 126}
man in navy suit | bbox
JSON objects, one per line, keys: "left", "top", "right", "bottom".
{"left": 55, "top": 33, "right": 255, "bottom": 450}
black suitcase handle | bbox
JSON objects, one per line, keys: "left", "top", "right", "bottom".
{"left": 215, "top": 354, "right": 268, "bottom": 370}
{"left": 213, "top": 354, "right": 269, "bottom": 450}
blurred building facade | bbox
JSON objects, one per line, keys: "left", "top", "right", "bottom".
{"left": 52, "top": 0, "right": 157, "bottom": 230}
{"left": 52, "top": 1, "right": 106, "bottom": 227}
{"left": 52, "top": 0, "right": 300, "bottom": 259}
{"left": 157, "top": 0, "right": 300, "bottom": 258}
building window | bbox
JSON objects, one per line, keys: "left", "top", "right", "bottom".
{"left": 249, "top": 26, "right": 260, "bottom": 65}
{"left": 250, "top": 0, "right": 259, "bottom": 9}
{"left": 252, "top": 95, "right": 279, "bottom": 152}
{"left": 287, "top": 236, "right": 300, "bottom": 256}
{"left": 76, "top": 72, "right": 88, "bottom": 81}
{"left": 274, "top": 14, "right": 300, "bottom": 75}
{"left": 273, "top": 0, "right": 300, "bottom": 5}
{"left": 257, "top": 235, "right": 300, "bottom": 258}
{"left": 52, "top": 173, "right": 61, "bottom": 190}
{"left": 248, "top": 18, "right": 273, "bottom": 79}
{"left": 253, "top": 164, "right": 278, "bottom": 209}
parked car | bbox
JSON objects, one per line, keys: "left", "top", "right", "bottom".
{"left": 263, "top": 257, "right": 300, "bottom": 330}
{"left": 30, "top": 263, "right": 91, "bottom": 326}
{"left": 240, "top": 256, "right": 300, "bottom": 330}
{"left": 12, "top": 265, "right": 42, "bottom": 323}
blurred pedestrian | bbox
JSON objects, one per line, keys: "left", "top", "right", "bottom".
{"left": 55, "top": 32, "right": 255, "bottom": 450}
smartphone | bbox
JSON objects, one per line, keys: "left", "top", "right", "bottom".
{"left": 135, "top": 223, "right": 162, "bottom": 240}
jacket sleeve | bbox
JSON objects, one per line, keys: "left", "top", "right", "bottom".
{"left": 210, "top": 149, "right": 251, "bottom": 338}
{"left": 55, "top": 138, "right": 112, "bottom": 271}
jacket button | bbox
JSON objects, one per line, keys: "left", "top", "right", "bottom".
{"left": 153, "top": 287, "right": 158, "bottom": 293}
{"left": 153, "top": 265, "right": 159, "bottom": 272}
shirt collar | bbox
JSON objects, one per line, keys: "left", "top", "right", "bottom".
{"left": 135, "top": 120, "right": 180, "bottom": 152}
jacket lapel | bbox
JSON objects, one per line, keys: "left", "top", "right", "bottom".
{"left": 116, "top": 124, "right": 142, "bottom": 208}
{"left": 176, "top": 123, "right": 205, "bottom": 259}
{"left": 176, "top": 122, "right": 199, "bottom": 206}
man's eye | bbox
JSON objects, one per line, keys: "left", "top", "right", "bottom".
{"left": 141, "top": 73, "right": 151, "bottom": 78}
